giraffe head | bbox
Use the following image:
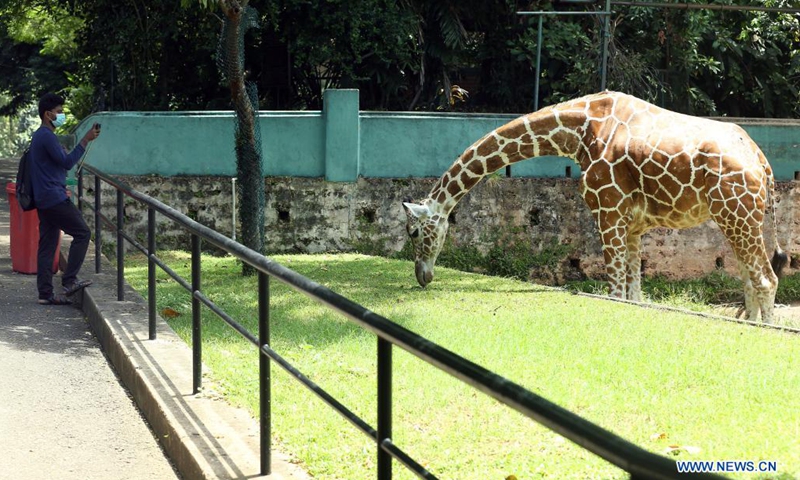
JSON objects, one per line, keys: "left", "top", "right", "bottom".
{"left": 402, "top": 200, "right": 449, "bottom": 287}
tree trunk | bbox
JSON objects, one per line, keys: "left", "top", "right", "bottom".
{"left": 221, "top": 0, "right": 265, "bottom": 276}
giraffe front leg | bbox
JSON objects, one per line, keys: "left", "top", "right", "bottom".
{"left": 625, "top": 233, "right": 643, "bottom": 302}
{"left": 599, "top": 225, "right": 628, "bottom": 299}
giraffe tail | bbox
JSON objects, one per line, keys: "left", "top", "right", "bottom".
{"left": 767, "top": 173, "right": 788, "bottom": 278}
{"left": 771, "top": 248, "right": 788, "bottom": 279}
{"left": 770, "top": 247, "right": 789, "bottom": 278}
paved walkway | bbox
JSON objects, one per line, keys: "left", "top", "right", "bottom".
{"left": 0, "top": 162, "right": 180, "bottom": 479}
{"left": 0, "top": 156, "right": 308, "bottom": 480}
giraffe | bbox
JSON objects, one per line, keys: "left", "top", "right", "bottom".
{"left": 403, "top": 91, "right": 787, "bottom": 323}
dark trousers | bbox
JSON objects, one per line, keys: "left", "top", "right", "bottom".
{"left": 37, "top": 200, "right": 91, "bottom": 299}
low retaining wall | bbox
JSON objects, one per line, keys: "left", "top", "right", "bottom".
{"left": 88, "top": 176, "right": 800, "bottom": 284}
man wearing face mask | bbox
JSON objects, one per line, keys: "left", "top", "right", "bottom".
{"left": 30, "top": 92, "right": 100, "bottom": 305}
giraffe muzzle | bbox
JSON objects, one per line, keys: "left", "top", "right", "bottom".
{"left": 415, "top": 261, "right": 433, "bottom": 287}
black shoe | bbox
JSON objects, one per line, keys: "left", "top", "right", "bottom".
{"left": 38, "top": 294, "right": 72, "bottom": 305}
{"left": 63, "top": 279, "right": 93, "bottom": 296}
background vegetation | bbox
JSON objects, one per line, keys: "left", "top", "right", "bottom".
{"left": 1, "top": 0, "right": 798, "bottom": 154}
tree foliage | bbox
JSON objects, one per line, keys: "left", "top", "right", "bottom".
{"left": 0, "top": 0, "right": 797, "bottom": 118}
{"left": 69, "top": 0, "right": 228, "bottom": 111}
{"left": 0, "top": 2, "right": 76, "bottom": 116}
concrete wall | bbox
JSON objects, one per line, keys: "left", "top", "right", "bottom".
{"left": 73, "top": 90, "right": 800, "bottom": 181}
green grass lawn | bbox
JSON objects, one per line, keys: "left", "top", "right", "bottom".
{"left": 125, "top": 251, "right": 800, "bottom": 480}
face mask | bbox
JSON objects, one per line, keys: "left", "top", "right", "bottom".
{"left": 51, "top": 112, "right": 67, "bottom": 128}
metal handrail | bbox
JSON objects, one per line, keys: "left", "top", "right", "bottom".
{"left": 77, "top": 163, "right": 726, "bottom": 480}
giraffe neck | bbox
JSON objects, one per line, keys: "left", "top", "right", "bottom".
{"left": 427, "top": 106, "right": 590, "bottom": 214}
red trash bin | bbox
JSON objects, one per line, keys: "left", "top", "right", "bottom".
{"left": 6, "top": 182, "right": 60, "bottom": 274}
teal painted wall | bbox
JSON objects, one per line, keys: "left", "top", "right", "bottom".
{"left": 360, "top": 112, "right": 511, "bottom": 177}
{"left": 74, "top": 111, "right": 324, "bottom": 177}
{"left": 361, "top": 112, "right": 581, "bottom": 179}
{"left": 74, "top": 90, "right": 800, "bottom": 181}
{"left": 732, "top": 121, "right": 800, "bottom": 181}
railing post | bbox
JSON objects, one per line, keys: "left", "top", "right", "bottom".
{"left": 77, "top": 170, "right": 83, "bottom": 212}
{"left": 534, "top": 14, "right": 543, "bottom": 112}
{"left": 258, "top": 272, "right": 271, "bottom": 475}
{"left": 147, "top": 207, "right": 157, "bottom": 340}
{"left": 94, "top": 175, "right": 101, "bottom": 274}
{"left": 116, "top": 189, "right": 124, "bottom": 301}
{"left": 192, "top": 234, "right": 202, "bottom": 394}
{"left": 377, "top": 338, "right": 392, "bottom": 480}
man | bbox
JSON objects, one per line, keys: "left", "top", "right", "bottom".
{"left": 31, "top": 93, "right": 100, "bottom": 305}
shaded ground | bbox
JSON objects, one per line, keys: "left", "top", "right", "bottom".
{"left": 0, "top": 158, "right": 180, "bottom": 479}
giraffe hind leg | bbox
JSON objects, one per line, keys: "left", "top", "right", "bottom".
{"left": 713, "top": 207, "right": 778, "bottom": 323}
{"left": 731, "top": 244, "right": 778, "bottom": 323}
{"left": 736, "top": 262, "right": 760, "bottom": 321}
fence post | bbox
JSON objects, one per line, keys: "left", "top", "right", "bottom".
{"left": 77, "top": 170, "right": 83, "bottom": 212}
{"left": 94, "top": 175, "right": 101, "bottom": 274}
{"left": 147, "top": 207, "right": 157, "bottom": 340}
{"left": 116, "top": 189, "right": 124, "bottom": 301}
{"left": 192, "top": 234, "right": 202, "bottom": 394}
{"left": 377, "top": 338, "right": 392, "bottom": 479}
{"left": 258, "top": 272, "right": 271, "bottom": 475}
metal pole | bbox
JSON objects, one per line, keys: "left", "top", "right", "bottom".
{"left": 232, "top": 177, "right": 237, "bottom": 242}
{"left": 534, "top": 15, "right": 543, "bottom": 111}
{"left": 377, "top": 338, "right": 392, "bottom": 480}
{"left": 611, "top": 1, "right": 800, "bottom": 13}
{"left": 258, "top": 272, "right": 271, "bottom": 475}
{"left": 192, "top": 234, "right": 202, "bottom": 394}
{"left": 517, "top": 10, "right": 612, "bottom": 15}
{"left": 94, "top": 175, "right": 101, "bottom": 273}
{"left": 116, "top": 189, "right": 124, "bottom": 301}
{"left": 77, "top": 170, "right": 83, "bottom": 212}
{"left": 148, "top": 207, "right": 157, "bottom": 340}
{"left": 600, "top": 0, "right": 612, "bottom": 90}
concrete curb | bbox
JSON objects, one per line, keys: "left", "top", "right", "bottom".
{"left": 65, "top": 242, "right": 309, "bottom": 480}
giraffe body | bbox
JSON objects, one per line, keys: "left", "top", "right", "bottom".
{"left": 403, "top": 91, "right": 786, "bottom": 322}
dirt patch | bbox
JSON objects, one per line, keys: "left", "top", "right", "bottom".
{"left": 713, "top": 302, "right": 800, "bottom": 328}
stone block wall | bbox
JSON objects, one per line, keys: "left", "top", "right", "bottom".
{"left": 86, "top": 176, "right": 800, "bottom": 284}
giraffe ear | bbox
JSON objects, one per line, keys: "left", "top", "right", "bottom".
{"left": 402, "top": 202, "right": 429, "bottom": 220}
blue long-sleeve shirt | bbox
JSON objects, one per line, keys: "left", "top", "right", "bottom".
{"left": 30, "top": 126, "right": 85, "bottom": 210}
